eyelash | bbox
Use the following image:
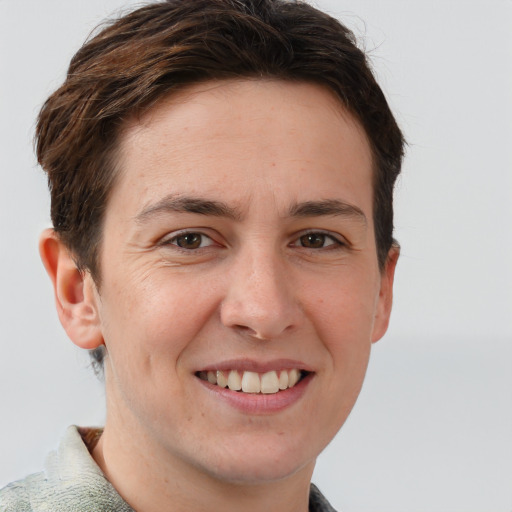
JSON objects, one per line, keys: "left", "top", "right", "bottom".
{"left": 161, "top": 231, "right": 217, "bottom": 250}
{"left": 161, "top": 229, "right": 345, "bottom": 252}
{"left": 291, "top": 230, "right": 345, "bottom": 250}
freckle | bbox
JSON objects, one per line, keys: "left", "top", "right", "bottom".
{"left": 271, "top": 162, "right": 276, "bottom": 167}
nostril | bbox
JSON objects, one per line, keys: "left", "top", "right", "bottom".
{"left": 235, "top": 325, "right": 270, "bottom": 340}
{"left": 220, "top": 283, "right": 301, "bottom": 340}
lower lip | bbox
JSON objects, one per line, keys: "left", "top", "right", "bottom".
{"left": 197, "top": 373, "right": 313, "bottom": 414}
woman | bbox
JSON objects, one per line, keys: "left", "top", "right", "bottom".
{"left": 0, "top": 1, "right": 404, "bottom": 510}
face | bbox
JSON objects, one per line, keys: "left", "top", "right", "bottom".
{"left": 90, "top": 80, "right": 396, "bottom": 484}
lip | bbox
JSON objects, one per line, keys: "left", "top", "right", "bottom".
{"left": 196, "top": 370, "right": 314, "bottom": 415}
{"left": 196, "top": 358, "right": 314, "bottom": 374}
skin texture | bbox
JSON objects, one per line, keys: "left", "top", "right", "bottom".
{"left": 40, "top": 79, "right": 398, "bottom": 512}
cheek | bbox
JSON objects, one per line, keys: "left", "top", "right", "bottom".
{"left": 98, "top": 274, "right": 220, "bottom": 423}
{"left": 301, "top": 286, "right": 374, "bottom": 444}
{"left": 310, "top": 270, "right": 379, "bottom": 341}
{"left": 99, "top": 271, "right": 221, "bottom": 370}
{"left": 308, "top": 269, "right": 378, "bottom": 392}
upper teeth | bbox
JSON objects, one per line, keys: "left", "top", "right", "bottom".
{"left": 199, "top": 369, "right": 302, "bottom": 394}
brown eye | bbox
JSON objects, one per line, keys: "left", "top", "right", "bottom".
{"left": 294, "top": 232, "right": 341, "bottom": 249}
{"left": 173, "top": 233, "right": 208, "bottom": 249}
{"left": 299, "top": 233, "right": 327, "bottom": 248}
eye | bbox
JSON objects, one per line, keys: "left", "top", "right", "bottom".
{"left": 293, "top": 232, "right": 341, "bottom": 249}
{"left": 167, "top": 232, "right": 215, "bottom": 250}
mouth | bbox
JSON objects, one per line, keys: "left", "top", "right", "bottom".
{"left": 196, "top": 369, "right": 309, "bottom": 395}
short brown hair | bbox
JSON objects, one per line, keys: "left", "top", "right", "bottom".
{"left": 37, "top": 0, "right": 404, "bottom": 278}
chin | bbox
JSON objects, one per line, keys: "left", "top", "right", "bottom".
{"left": 209, "top": 460, "right": 313, "bottom": 485}
{"left": 196, "top": 437, "right": 317, "bottom": 485}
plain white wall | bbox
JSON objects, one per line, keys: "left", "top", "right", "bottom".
{"left": 1, "top": 1, "right": 511, "bottom": 511}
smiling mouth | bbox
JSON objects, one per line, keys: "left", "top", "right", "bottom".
{"left": 196, "top": 369, "right": 308, "bottom": 394}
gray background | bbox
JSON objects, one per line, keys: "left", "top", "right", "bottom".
{"left": 1, "top": 1, "right": 511, "bottom": 511}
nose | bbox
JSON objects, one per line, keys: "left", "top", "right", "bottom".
{"left": 220, "top": 250, "right": 302, "bottom": 340}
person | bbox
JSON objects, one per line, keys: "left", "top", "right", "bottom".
{"left": 0, "top": 0, "right": 404, "bottom": 510}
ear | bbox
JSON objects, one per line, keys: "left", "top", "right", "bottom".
{"left": 371, "top": 245, "right": 400, "bottom": 343}
{"left": 39, "top": 229, "right": 104, "bottom": 350}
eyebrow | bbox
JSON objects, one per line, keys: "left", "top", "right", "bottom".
{"left": 288, "top": 199, "right": 367, "bottom": 225}
{"left": 135, "top": 195, "right": 366, "bottom": 225}
{"left": 135, "top": 195, "right": 241, "bottom": 223}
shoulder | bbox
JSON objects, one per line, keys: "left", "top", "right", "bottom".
{"left": 0, "top": 471, "right": 45, "bottom": 512}
{"left": 0, "top": 426, "right": 133, "bottom": 512}
{"left": 309, "top": 483, "right": 338, "bottom": 512}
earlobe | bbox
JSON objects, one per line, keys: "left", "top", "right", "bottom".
{"left": 39, "top": 229, "right": 104, "bottom": 350}
{"left": 371, "top": 245, "right": 400, "bottom": 343}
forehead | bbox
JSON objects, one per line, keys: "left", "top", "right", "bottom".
{"left": 113, "top": 79, "right": 373, "bottom": 217}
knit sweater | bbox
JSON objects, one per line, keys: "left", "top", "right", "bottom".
{"left": 0, "top": 426, "right": 337, "bottom": 511}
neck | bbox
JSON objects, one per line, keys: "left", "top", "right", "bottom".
{"left": 92, "top": 416, "right": 314, "bottom": 512}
